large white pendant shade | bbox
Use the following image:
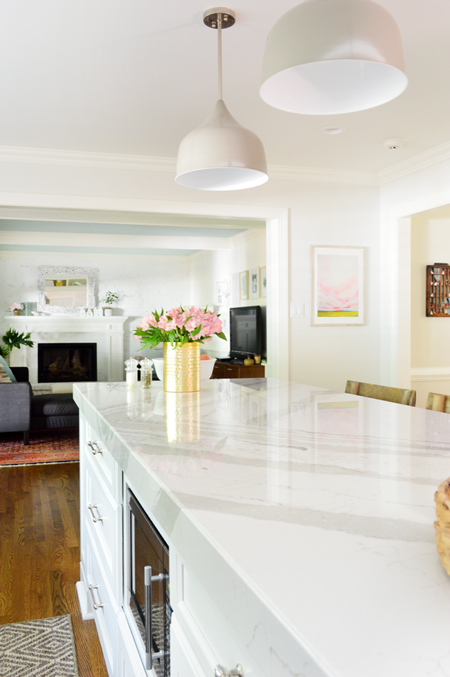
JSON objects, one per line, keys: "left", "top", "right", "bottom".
{"left": 260, "top": 0, "right": 408, "bottom": 115}
{"left": 176, "top": 8, "right": 268, "bottom": 191}
{"left": 175, "top": 99, "right": 268, "bottom": 191}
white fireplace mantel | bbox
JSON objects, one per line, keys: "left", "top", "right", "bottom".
{"left": 5, "top": 315, "right": 129, "bottom": 382}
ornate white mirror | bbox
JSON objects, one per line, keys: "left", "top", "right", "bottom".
{"left": 37, "top": 266, "right": 95, "bottom": 314}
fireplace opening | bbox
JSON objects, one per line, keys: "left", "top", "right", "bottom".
{"left": 38, "top": 342, "right": 97, "bottom": 383}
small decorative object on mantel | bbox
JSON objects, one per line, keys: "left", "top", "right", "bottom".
{"left": 101, "top": 291, "right": 120, "bottom": 317}
{"left": 254, "top": 354, "right": 261, "bottom": 364}
{"left": 434, "top": 477, "right": 450, "bottom": 575}
{"left": 244, "top": 357, "right": 254, "bottom": 366}
{"left": 135, "top": 306, "right": 226, "bottom": 393}
{"left": 125, "top": 357, "right": 139, "bottom": 387}
{"left": 93, "top": 307, "right": 102, "bottom": 317}
{"left": 9, "top": 303, "right": 24, "bottom": 316}
{"left": 426, "top": 263, "right": 450, "bottom": 316}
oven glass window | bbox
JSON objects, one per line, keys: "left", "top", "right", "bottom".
{"left": 128, "top": 490, "right": 171, "bottom": 677}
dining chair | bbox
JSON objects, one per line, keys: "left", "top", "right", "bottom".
{"left": 426, "top": 392, "right": 450, "bottom": 413}
{"left": 345, "top": 380, "right": 416, "bottom": 406}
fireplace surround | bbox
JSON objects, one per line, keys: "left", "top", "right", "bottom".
{"left": 6, "top": 316, "right": 128, "bottom": 382}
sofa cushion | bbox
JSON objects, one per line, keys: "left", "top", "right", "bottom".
{"left": 31, "top": 414, "right": 79, "bottom": 430}
{"left": 0, "top": 356, "right": 16, "bottom": 383}
{"left": 31, "top": 393, "right": 79, "bottom": 417}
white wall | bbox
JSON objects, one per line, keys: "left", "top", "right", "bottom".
{"left": 0, "top": 155, "right": 381, "bottom": 391}
{"left": 189, "top": 229, "right": 267, "bottom": 358}
{"left": 380, "top": 155, "right": 450, "bottom": 394}
{"left": 0, "top": 249, "right": 191, "bottom": 363}
{"left": 410, "top": 210, "right": 450, "bottom": 406}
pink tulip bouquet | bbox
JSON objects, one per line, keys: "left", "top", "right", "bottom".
{"left": 135, "top": 306, "right": 226, "bottom": 350}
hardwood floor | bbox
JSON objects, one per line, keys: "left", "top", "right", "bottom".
{"left": 0, "top": 462, "right": 108, "bottom": 677}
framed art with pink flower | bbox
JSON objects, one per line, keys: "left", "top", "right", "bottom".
{"left": 311, "top": 246, "right": 365, "bottom": 326}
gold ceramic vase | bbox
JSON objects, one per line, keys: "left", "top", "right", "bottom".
{"left": 163, "top": 342, "right": 200, "bottom": 393}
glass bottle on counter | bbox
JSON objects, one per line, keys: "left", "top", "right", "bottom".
{"left": 125, "top": 357, "right": 139, "bottom": 387}
{"left": 140, "top": 357, "right": 153, "bottom": 389}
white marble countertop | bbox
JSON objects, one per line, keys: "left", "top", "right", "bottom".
{"left": 74, "top": 379, "right": 450, "bottom": 677}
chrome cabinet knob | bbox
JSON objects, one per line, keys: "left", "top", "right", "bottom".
{"left": 214, "top": 665, "right": 244, "bottom": 677}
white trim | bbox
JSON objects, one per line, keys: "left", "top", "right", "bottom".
{"left": 0, "top": 230, "right": 231, "bottom": 251}
{"left": 270, "top": 164, "right": 377, "bottom": 186}
{"left": 5, "top": 141, "right": 450, "bottom": 189}
{"left": 229, "top": 228, "right": 265, "bottom": 246}
{"left": 0, "top": 145, "right": 377, "bottom": 186}
{"left": 0, "top": 194, "right": 290, "bottom": 380}
{"left": 377, "top": 140, "right": 450, "bottom": 186}
{"left": 410, "top": 368, "right": 450, "bottom": 382}
{"left": 266, "top": 209, "right": 289, "bottom": 380}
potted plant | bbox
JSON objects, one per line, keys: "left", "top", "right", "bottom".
{"left": 134, "top": 306, "right": 226, "bottom": 393}
{"left": 9, "top": 302, "right": 24, "bottom": 316}
{"left": 0, "top": 328, "right": 34, "bottom": 363}
{"left": 101, "top": 291, "right": 119, "bottom": 316}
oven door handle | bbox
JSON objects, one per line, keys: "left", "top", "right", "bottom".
{"left": 144, "top": 566, "right": 168, "bottom": 671}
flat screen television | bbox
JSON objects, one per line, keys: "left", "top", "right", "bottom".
{"left": 229, "top": 306, "right": 266, "bottom": 360}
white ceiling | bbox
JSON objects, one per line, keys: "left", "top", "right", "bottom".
{"left": 1, "top": 0, "right": 449, "bottom": 173}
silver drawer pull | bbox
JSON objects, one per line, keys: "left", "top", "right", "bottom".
{"left": 88, "top": 584, "right": 104, "bottom": 610}
{"left": 87, "top": 440, "right": 103, "bottom": 455}
{"left": 88, "top": 503, "right": 104, "bottom": 523}
{"left": 215, "top": 667, "right": 244, "bottom": 677}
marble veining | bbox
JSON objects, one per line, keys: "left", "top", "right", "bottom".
{"left": 74, "top": 379, "right": 450, "bottom": 677}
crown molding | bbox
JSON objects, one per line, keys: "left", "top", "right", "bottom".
{"left": 0, "top": 146, "right": 176, "bottom": 173}
{"left": 268, "top": 164, "right": 378, "bottom": 185}
{"left": 377, "top": 140, "right": 450, "bottom": 186}
{"left": 0, "top": 145, "right": 378, "bottom": 186}
{"left": 8, "top": 142, "right": 450, "bottom": 188}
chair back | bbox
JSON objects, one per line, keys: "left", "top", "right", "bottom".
{"left": 426, "top": 392, "right": 450, "bottom": 413}
{"left": 345, "top": 380, "right": 416, "bottom": 406}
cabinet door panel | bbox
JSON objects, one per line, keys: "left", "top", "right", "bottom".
{"left": 84, "top": 525, "right": 118, "bottom": 677}
{"left": 85, "top": 421, "right": 121, "bottom": 501}
{"left": 116, "top": 610, "right": 147, "bottom": 677}
{"left": 82, "top": 450, "right": 122, "bottom": 601}
{"left": 171, "top": 616, "right": 209, "bottom": 677}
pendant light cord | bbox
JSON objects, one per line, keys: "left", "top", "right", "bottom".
{"left": 218, "top": 13, "right": 223, "bottom": 100}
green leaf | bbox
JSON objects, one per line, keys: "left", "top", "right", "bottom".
{"left": 216, "top": 332, "right": 227, "bottom": 340}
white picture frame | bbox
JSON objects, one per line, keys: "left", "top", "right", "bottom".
{"left": 231, "top": 273, "right": 239, "bottom": 306}
{"left": 260, "top": 266, "right": 267, "bottom": 298}
{"left": 239, "top": 271, "right": 249, "bottom": 300}
{"left": 37, "top": 266, "right": 95, "bottom": 315}
{"left": 311, "top": 246, "right": 365, "bottom": 326}
{"left": 249, "top": 267, "right": 259, "bottom": 299}
{"left": 216, "top": 281, "right": 223, "bottom": 305}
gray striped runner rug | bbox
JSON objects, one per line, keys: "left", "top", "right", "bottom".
{"left": 0, "top": 615, "right": 78, "bottom": 676}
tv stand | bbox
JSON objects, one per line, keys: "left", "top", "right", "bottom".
{"left": 212, "top": 360, "right": 265, "bottom": 379}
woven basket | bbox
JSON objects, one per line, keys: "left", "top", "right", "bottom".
{"left": 434, "top": 477, "right": 450, "bottom": 575}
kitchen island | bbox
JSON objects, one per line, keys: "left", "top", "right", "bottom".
{"left": 74, "top": 378, "right": 450, "bottom": 677}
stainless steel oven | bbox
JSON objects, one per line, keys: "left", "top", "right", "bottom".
{"left": 125, "top": 487, "right": 171, "bottom": 676}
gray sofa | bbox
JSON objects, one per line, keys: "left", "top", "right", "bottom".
{"left": 0, "top": 367, "right": 79, "bottom": 444}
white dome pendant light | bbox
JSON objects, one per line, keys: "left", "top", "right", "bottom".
{"left": 176, "top": 8, "right": 268, "bottom": 191}
{"left": 260, "top": 0, "right": 407, "bottom": 115}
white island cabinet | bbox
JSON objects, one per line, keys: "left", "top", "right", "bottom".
{"left": 74, "top": 379, "right": 450, "bottom": 677}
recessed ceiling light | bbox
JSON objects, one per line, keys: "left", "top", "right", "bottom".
{"left": 318, "top": 126, "right": 348, "bottom": 135}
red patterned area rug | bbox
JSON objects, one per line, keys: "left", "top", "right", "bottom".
{"left": 0, "top": 429, "right": 79, "bottom": 466}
